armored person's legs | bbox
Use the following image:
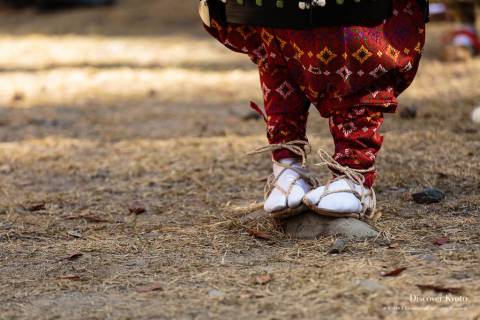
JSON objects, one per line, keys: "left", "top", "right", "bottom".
{"left": 328, "top": 106, "right": 385, "bottom": 189}
{"left": 257, "top": 65, "right": 314, "bottom": 216}
{"left": 202, "top": 0, "right": 427, "bottom": 220}
{"left": 258, "top": 62, "right": 388, "bottom": 218}
{"left": 303, "top": 106, "right": 385, "bottom": 218}
{"left": 259, "top": 66, "right": 310, "bottom": 161}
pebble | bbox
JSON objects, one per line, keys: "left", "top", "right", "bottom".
{"left": 399, "top": 105, "right": 417, "bottom": 119}
{"left": 208, "top": 289, "right": 225, "bottom": 298}
{"left": 329, "top": 239, "right": 348, "bottom": 254}
{"left": 472, "top": 106, "right": 480, "bottom": 124}
{"left": 412, "top": 188, "right": 445, "bottom": 204}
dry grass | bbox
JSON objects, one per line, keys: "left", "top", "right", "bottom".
{"left": 0, "top": 1, "right": 479, "bottom": 319}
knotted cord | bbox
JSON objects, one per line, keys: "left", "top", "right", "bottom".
{"left": 248, "top": 140, "right": 311, "bottom": 167}
{"left": 248, "top": 140, "right": 320, "bottom": 200}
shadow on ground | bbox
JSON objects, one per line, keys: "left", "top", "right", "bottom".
{"left": 0, "top": 1, "right": 479, "bottom": 319}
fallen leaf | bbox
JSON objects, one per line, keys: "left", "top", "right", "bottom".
{"left": 255, "top": 274, "right": 272, "bottom": 285}
{"left": 66, "top": 253, "right": 83, "bottom": 261}
{"left": 58, "top": 274, "right": 81, "bottom": 281}
{"left": 433, "top": 237, "right": 449, "bottom": 246}
{"left": 381, "top": 267, "right": 407, "bottom": 277}
{"left": 129, "top": 203, "right": 146, "bottom": 215}
{"left": 25, "top": 203, "right": 46, "bottom": 212}
{"left": 416, "top": 284, "right": 464, "bottom": 295}
{"left": 248, "top": 229, "right": 272, "bottom": 240}
{"left": 83, "top": 215, "right": 110, "bottom": 223}
{"left": 136, "top": 282, "right": 164, "bottom": 293}
{"left": 387, "top": 242, "right": 401, "bottom": 249}
{"left": 56, "top": 252, "right": 84, "bottom": 261}
{"left": 65, "top": 215, "right": 110, "bottom": 223}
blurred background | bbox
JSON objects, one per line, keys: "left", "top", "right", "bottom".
{"left": 0, "top": 0, "right": 478, "bottom": 144}
{"left": 0, "top": 1, "right": 479, "bottom": 319}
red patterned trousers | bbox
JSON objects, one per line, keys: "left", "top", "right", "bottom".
{"left": 205, "top": 0, "right": 426, "bottom": 187}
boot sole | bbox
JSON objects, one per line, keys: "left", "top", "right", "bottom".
{"left": 303, "top": 198, "right": 361, "bottom": 219}
{"left": 270, "top": 204, "right": 308, "bottom": 219}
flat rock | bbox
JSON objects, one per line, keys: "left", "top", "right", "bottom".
{"left": 412, "top": 187, "right": 445, "bottom": 204}
{"left": 282, "top": 211, "right": 379, "bottom": 240}
{"left": 208, "top": 289, "right": 225, "bottom": 298}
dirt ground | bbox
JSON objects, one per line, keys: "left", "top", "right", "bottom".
{"left": 0, "top": 1, "right": 479, "bottom": 319}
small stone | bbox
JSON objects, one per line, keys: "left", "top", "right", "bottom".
{"left": 24, "top": 202, "right": 46, "bottom": 212}
{"left": 329, "top": 239, "right": 348, "bottom": 254}
{"left": 282, "top": 212, "right": 379, "bottom": 240}
{"left": 241, "top": 111, "right": 261, "bottom": 121}
{"left": 355, "top": 279, "right": 387, "bottom": 292}
{"left": 208, "top": 289, "right": 225, "bottom": 298}
{"left": 472, "top": 106, "right": 480, "bottom": 124}
{"left": 412, "top": 188, "right": 445, "bottom": 204}
{"left": 399, "top": 105, "right": 417, "bottom": 119}
{"left": 67, "top": 230, "right": 83, "bottom": 238}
